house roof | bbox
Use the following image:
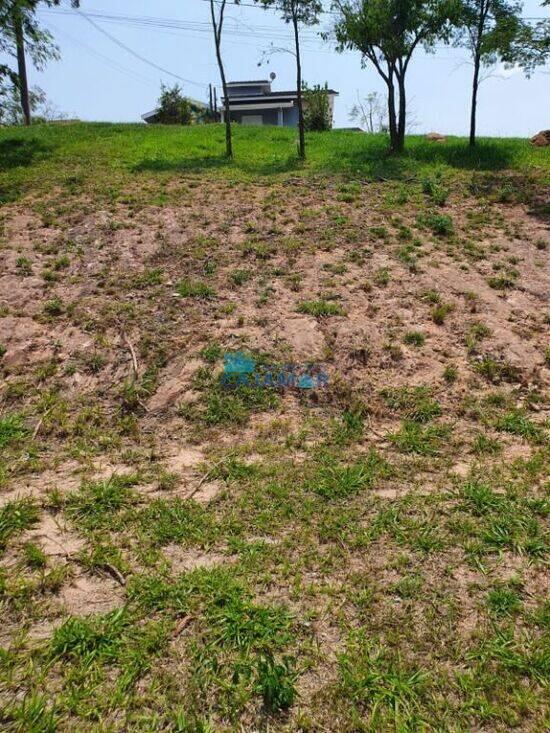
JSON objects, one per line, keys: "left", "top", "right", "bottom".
{"left": 223, "top": 90, "right": 339, "bottom": 104}
{"left": 226, "top": 80, "right": 270, "bottom": 86}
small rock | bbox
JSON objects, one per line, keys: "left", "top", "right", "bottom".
{"left": 531, "top": 130, "right": 550, "bottom": 147}
{"left": 426, "top": 132, "right": 446, "bottom": 143}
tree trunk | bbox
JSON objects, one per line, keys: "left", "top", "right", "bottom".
{"left": 387, "top": 76, "right": 398, "bottom": 153}
{"left": 292, "top": 14, "right": 305, "bottom": 160}
{"left": 397, "top": 74, "right": 406, "bottom": 153}
{"left": 13, "top": 10, "right": 31, "bottom": 126}
{"left": 469, "top": 54, "right": 481, "bottom": 148}
{"left": 210, "top": 0, "right": 232, "bottom": 159}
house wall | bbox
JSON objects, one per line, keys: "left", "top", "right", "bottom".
{"left": 229, "top": 109, "right": 280, "bottom": 126}
{"left": 229, "top": 105, "right": 298, "bottom": 127}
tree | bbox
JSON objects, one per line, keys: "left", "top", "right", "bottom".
{"left": 209, "top": 0, "right": 235, "bottom": 158}
{"left": 455, "top": 1, "right": 549, "bottom": 147}
{"left": 255, "top": 0, "right": 323, "bottom": 159}
{"left": 303, "top": 82, "right": 332, "bottom": 131}
{"left": 349, "top": 90, "right": 387, "bottom": 132}
{"left": 157, "top": 83, "right": 193, "bottom": 125}
{"left": 0, "top": 81, "right": 62, "bottom": 123}
{"left": 0, "top": 1, "right": 79, "bottom": 125}
{"left": 331, "top": 0, "right": 460, "bottom": 153}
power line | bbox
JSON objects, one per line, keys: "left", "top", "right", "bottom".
{"left": 74, "top": 9, "right": 208, "bottom": 89}
{"left": 46, "top": 20, "right": 157, "bottom": 87}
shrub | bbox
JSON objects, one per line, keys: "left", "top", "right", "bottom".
{"left": 156, "top": 84, "right": 192, "bottom": 125}
{"left": 303, "top": 83, "right": 332, "bottom": 131}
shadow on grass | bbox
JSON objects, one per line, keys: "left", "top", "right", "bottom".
{"left": 319, "top": 135, "right": 518, "bottom": 179}
{"left": 409, "top": 140, "right": 518, "bottom": 171}
{"left": 0, "top": 137, "right": 53, "bottom": 171}
{"left": 132, "top": 153, "right": 300, "bottom": 177}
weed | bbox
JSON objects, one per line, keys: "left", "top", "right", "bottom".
{"left": 230, "top": 269, "right": 251, "bottom": 286}
{"left": 65, "top": 475, "right": 139, "bottom": 531}
{"left": 381, "top": 386, "right": 441, "bottom": 423}
{"left": 403, "top": 331, "right": 425, "bottom": 347}
{"left": 255, "top": 654, "right": 298, "bottom": 711}
{"left": 419, "top": 212, "right": 454, "bottom": 236}
{"left": 309, "top": 451, "right": 389, "bottom": 499}
{"left": 177, "top": 279, "right": 214, "bottom": 299}
{"left": 16, "top": 257, "right": 32, "bottom": 275}
{"left": 487, "top": 583, "right": 522, "bottom": 617}
{"left": 374, "top": 267, "right": 391, "bottom": 286}
{"left": 431, "top": 302, "right": 454, "bottom": 325}
{"left": 0, "top": 413, "right": 28, "bottom": 448}
{"left": 43, "top": 297, "right": 64, "bottom": 316}
{"left": 23, "top": 542, "right": 47, "bottom": 569}
{"left": 421, "top": 172, "right": 450, "bottom": 206}
{"left": 0, "top": 499, "right": 39, "bottom": 551}
{"left": 389, "top": 421, "right": 450, "bottom": 455}
{"left": 443, "top": 365, "right": 458, "bottom": 383}
{"left": 338, "top": 633, "right": 429, "bottom": 729}
{"left": 297, "top": 300, "right": 345, "bottom": 317}
{"left": 496, "top": 409, "right": 544, "bottom": 441}
{"left": 200, "top": 341, "right": 223, "bottom": 363}
{"left": 474, "top": 356, "right": 519, "bottom": 384}
{"left": 472, "top": 433, "right": 502, "bottom": 455}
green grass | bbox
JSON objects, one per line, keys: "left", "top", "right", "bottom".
{"left": 297, "top": 299, "right": 345, "bottom": 317}
{"left": 176, "top": 278, "right": 215, "bottom": 299}
{"left": 1, "top": 123, "right": 548, "bottom": 207}
{"left": 0, "top": 498, "right": 40, "bottom": 551}
{"left": 0, "top": 413, "right": 28, "bottom": 449}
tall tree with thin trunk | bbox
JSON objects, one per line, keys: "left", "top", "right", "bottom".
{"left": 0, "top": 1, "right": 80, "bottom": 125}
{"left": 209, "top": 0, "right": 234, "bottom": 159}
{"left": 454, "top": 0, "right": 547, "bottom": 147}
{"left": 255, "top": 1, "right": 322, "bottom": 160}
{"left": 331, "top": 1, "right": 460, "bottom": 154}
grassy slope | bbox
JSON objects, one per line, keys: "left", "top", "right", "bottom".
{"left": 1, "top": 122, "right": 549, "bottom": 201}
{"left": 0, "top": 123, "right": 549, "bottom": 732}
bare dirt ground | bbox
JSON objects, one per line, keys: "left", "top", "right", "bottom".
{"left": 0, "top": 172, "right": 548, "bottom": 730}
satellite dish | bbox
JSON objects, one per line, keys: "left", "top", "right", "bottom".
{"left": 270, "top": 72, "right": 277, "bottom": 81}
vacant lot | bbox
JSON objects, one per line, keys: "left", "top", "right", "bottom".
{"left": 0, "top": 124, "right": 548, "bottom": 731}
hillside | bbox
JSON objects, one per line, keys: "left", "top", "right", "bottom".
{"left": 0, "top": 123, "right": 549, "bottom": 731}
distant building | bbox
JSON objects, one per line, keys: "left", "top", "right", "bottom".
{"left": 221, "top": 79, "right": 338, "bottom": 127}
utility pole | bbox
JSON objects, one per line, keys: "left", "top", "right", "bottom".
{"left": 12, "top": 6, "right": 31, "bottom": 126}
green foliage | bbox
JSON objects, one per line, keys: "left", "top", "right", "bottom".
{"left": 332, "top": 0, "right": 461, "bottom": 152}
{"left": 421, "top": 170, "right": 450, "bottom": 205}
{"left": 403, "top": 330, "right": 426, "bottom": 347}
{"left": 0, "top": 498, "right": 39, "bottom": 551}
{"left": 338, "top": 632, "right": 429, "bottom": 729}
{"left": 0, "top": 413, "right": 28, "bottom": 448}
{"left": 381, "top": 386, "right": 441, "bottom": 422}
{"left": 297, "top": 299, "right": 345, "bottom": 316}
{"left": 496, "top": 409, "right": 544, "bottom": 441}
{"left": 309, "top": 451, "right": 389, "bottom": 499}
{"left": 303, "top": 82, "right": 332, "bottom": 131}
{"left": 156, "top": 83, "right": 192, "bottom": 125}
{"left": 65, "top": 475, "right": 139, "bottom": 531}
{"left": 389, "top": 421, "right": 450, "bottom": 455}
{"left": 255, "top": 654, "right": 298, "bottom": 711}
{"left": 176, "top": 279, "right": 214, "bottom": 299}
{"left": 420, "top": 211, "right": 455, "bottom": 235}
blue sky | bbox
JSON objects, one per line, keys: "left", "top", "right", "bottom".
{"left": 19, "top": 0, "right": 550, "bottom": 135}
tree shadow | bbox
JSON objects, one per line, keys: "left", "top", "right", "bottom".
{"left": 408, "top": 139, "right": 517, "bottom": 171}
{"left": 133, "top": 155, "right": 229, "bottom": 174}
{"left": 319, "top": 134, "right": 518, "bottom": 179}
{"left": 132, "top": 152, "right": 300, "bottom": 177}
{"left": 0, "top": 137, "right": 53, "bottom": 171}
